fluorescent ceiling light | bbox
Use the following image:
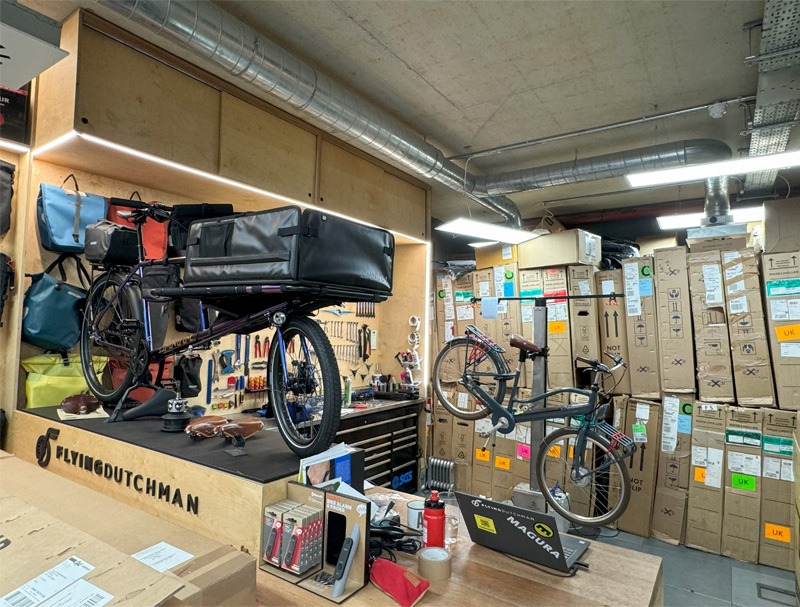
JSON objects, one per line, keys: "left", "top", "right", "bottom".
{"left": 436, "top": 218, "right": 536, "bottom": 245}
{"left": 657, "top": 206, "right": 764, "bottom": 230}
{"left": 627, "top": 150, "right": 800, "bottom": 187}
{"left": 468, "top": 241, "right": 499, "bottom": 248}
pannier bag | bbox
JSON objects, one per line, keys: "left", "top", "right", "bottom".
{"left": 141, "top": 264, "right": 179, "bottom": 349}
{"left": 107, "top": 194, "right": 168, "bottom": 259}
{"left": 169, "top": 203, "right": 235, "bottom": 256}
{"left": 37, "top": 175, "right": 108, "bottom": 253}
{"left": 175, "top": 296, "right": 218, "bottom": 333}
{"left": 21, "top": 353, "right": 107, "bottom": 408}
{"left": 85, "top": 220, "right": 139, "bottom": 266}
{"left": 0, "top": 160, "right": 15, "bottom": 236}
{"left": 22, "top": 254, "right": 91, "bottom": 351}
{"left": 184, "top": 206, "right": 394, "bottom": 294}
{"left": 0, "top": 253, "right": 14, "bottom": 328}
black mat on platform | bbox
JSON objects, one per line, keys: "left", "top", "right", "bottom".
{"left": 26, "top": 407, "right": 300, "bottom": 484}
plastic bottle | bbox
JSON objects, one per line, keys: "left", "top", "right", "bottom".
{"left": 422, "top": 490, "right": 445, "bottom": 547}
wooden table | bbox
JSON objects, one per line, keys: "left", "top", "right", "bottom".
{"left": 256, "top": 490, "right": 663, "bottom": 607}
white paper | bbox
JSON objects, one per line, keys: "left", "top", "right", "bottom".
{"left": 661, "top": 397, "right": 679, "bottom": 453}
{"left": 635, "top": 403, "right": 651, "bottom": 422}
{"left": 478, "top": 281, "right": 492, "bottom": 297}
{"left": 441, "top": 277, "right": 452, "bottom": 291}
{"left": 521, "top": 305, "right": 533, "bottom": 323}
{"left": 444, "top": 303, "right": 455, "bottom": 321}
{"left": 545, "top": 424, "right": 560, "bottom": 437}
{"left": 624, "top": 263, "right": 641, "bottom": 317}
{"left": 39, "top": 580, "right": 113, "bottom": 607}
{"left": 493, "top": 267, "right": 504, "bottom": 297}
{"left": 547, "top": 302, "right": 568, "bottom": 321}
{"left": 771, "top": 299, "right": 790, "bottom": 321}
{"left": 516, "top": 424, "right": 531, "bottom": 444}
{"left": 700, "top": 403, "right": 718, "bottom": 411}
{"left": 728, "top": 451, "right": 761, "bottom": 476}
{"left": 2, "top": 557, "right": 95, "bottom": 607}
{"left": 692, "top": 445, "right": 707, "bottom": 466}
{"left": 481, "top": 297, "right": 498, "bottom": 319}
{"left": 443, "top": 321, "right": 454, "bottom": 342}
{"left": 722, "top": 251, "right": 741, "bottom": 265}
{"left": 729, "top": 296, "right": 749, "bottom": 315}
{"left": 456, "top": 306, "right": 474, "bottom": 321}
{"left": 727, "top": 280, "right": 746, "bottom": 295}
{"left": 781, "top": 459, "right": 795, "bottom": 482}
{"left": 497, "top": 301, "right": 508, "bottom": 314}
{"left": 578, "top": 280, "right": 591, "bottom": 296}
{"left": 705, "top": 447, "right": 723, "bottom": 488}
{"left": 702, "top": 264, "right": 723, "bottom": 305}
{"left": 457, "top": 392, "right": 469, "bottom": 410}
{"left": 601, "top": 279, "right": 615, "bottom": 296}
{"left": 585, "top": 237, "right": 597, "bottom": 261}
{"left": 501, "top": 245, "right": 512, "bottom": 260}
{"left": 780, "top": 343, "right": 800, "bottom": 358}
{"left": 475, "top": 419, "right": 493, "bottom": 435}
{"left": 763, "top": 456, "right": 782, "bottom": 480}
{"left": 788, "top": 299, "right": 800, "bottom": 320}
{"left": 724, "top": 263, "right": 744, "bottom": 281}
{"left": 613, "top": 408, "right": 622, "bottom": 430}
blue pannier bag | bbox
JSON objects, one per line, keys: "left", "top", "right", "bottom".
{"left": 37, "top": 174, "right": 107, "bottom": 253}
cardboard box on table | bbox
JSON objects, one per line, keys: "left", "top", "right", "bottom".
{"left": 621, "top": 256, "right": 661, "bottom": 399}
{"left": 688, "top": 250, "right": 735, "bottom": 403}
{"left": 686, "top": 403, "right": 726, "bottom": 554}
{"left": 594, "top": 269, "right": 631, "bottom": 394}
{"left": 0, "top": 455, "right": 255, "bottom": 606}
{"left": 721, "top": 249, "right": 775, "bottom": 406}
{"left": 654, "top": 247, "right": 695, "bottom": 393}
{"left": 761, "top": 251, "right": 800, "bottom": 410}
{"left": 721, "top": 407, "right": 763, "bottom": 563}
{"left": 759, "top": 410, "right": 797, "bottom": 570}
{"left": 651, "top": 394, "right": 694, "bottom": 545}
{"left": 616, "top": 399, "right": 661, "bottom": 538}
{"left": 517, "top": 229, "right": 601, "bottom": 269}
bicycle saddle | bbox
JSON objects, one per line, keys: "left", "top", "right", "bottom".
{"left": 185, "top": 415, "right": 227, "bottom": 439}
{"left": 509, "top": 334, "right": 542, "bottom": 353}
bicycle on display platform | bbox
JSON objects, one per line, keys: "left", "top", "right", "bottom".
{"left": 79, "top": 200, "right": 384, "bottom": 457}
{"left": 432, "top": 324, "right": 637, "bottom": 527}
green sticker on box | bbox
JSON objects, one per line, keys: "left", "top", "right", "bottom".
{"left": 454, "top": 291, "right": 474, "bottom": 303}
{"left": 520, "top": 288, "right": 543, "bottom": 303}
{"left": 725, "top": 428, "right": 762, "bottom": 447}
{"left": 766, "top": 279, "right": 800, "bottom": 297}
{"left": 731, "top": 473, "right": 756, "bottom": 491}
{"left": 763, "top": 435, "right": 793, "bottom": 455}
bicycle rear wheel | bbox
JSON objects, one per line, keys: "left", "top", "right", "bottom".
{"left": 432, "top": 337, "right": 506, "bottom": 420}
{"left": 268, "top": 317, "right": 341, "bottom": 457}
{"left": 80, "top": 272, "right": 147, "bottom": 402}
{"left": 535, "top": 427, "right": 631, "bottom": 527}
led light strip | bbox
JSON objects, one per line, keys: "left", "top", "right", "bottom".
{"left": 0, "top": 139, "right": 31, "bottom": 154}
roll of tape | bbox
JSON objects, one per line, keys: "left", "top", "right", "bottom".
{"left": 409, "top": 315, "right": 421, "bottom": 329}
{"left": 417, "top": 547, "right": 451, "bottom": 581}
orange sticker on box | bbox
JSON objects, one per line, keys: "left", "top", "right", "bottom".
{"left": 694, "top": 467, "right": 706, "bottom": 483}
{"left": 475, "top": 448, "right": 490, "bottom": 462}
{"left": 765, "top": 523, "right": 791, "bottom": 543}
{"left": 775, "top": 324, "right": 800, "bottom": 342}
{"left": 494, "top": 456, "right": 511, "bottom": 471}
{"left": 547, "top": 445, "right": 561, "bottom": 458}
{"left": 549, "top": 321, "right": 566, "bottom": 334}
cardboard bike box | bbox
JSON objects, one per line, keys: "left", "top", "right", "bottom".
{"left": 183, "top": 205, "right": 394, "bottom": 295}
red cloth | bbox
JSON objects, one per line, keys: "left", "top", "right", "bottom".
{"left": 370, "top": 558, "right": 430, "bottom": 607}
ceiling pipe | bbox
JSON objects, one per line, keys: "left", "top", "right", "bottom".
{"left": 701, "top": 176, "right": 732, "bottom": 226}
{"left": 98, "top": 0, "right": 732, "bottom": 227}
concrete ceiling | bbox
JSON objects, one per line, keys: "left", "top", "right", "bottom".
{"left": 26, "top": 0, "right": 794, "bottom": 224}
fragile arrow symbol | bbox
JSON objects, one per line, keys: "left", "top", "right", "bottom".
{"left": 604, "top": 311, "right": 610, "bottom": 337}
{"left": 613, "top": 311, "right": 619, "bottom": 337}
{"left": 770, "top": 258, "right": 775, "bottom": 268}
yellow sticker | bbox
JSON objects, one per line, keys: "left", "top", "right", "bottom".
{"left": 775, "top": 324, "right": 800, "bottom": 342}
{"left": 494, "top": 456, "right": 511, "bottom": 471}
{"left": 475, "top": 448, "right": 490, "bottom": 462}
{"left": 765, "top": 523, "right": 791, "bottom": 543}
{"left": 547, "top": 445, "right": 561, "bottom": 458}
{"left": 549, "top": 321, "right": 566, "bottom": 335}
{"left": 694, "top": 467, "right": 706, "bottom": 483}
{"left": 534, "top": 522, "right": 554, "bottom": 538}
{"left": 474, "top": 514, "right": 497, "bottom": 534}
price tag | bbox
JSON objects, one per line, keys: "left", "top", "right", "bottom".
{"left": 632, "top": 422, "right": 647, "bottom": 443}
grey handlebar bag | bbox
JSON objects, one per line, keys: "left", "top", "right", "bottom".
{"left": 0, "top": 161, "right": 15, "bottom": 236}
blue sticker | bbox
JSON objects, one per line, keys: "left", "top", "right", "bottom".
{"left": 503, "top": 282, "right": 516, "bottom": 297}
{"left": 639, "top": 278, "right": 653, "bottom": 297}
{"left": 677, "top": 414, "right": 692, "bottom": 435}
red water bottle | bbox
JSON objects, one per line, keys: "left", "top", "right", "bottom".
{"left": 422, "top": 490, "right": 445, "bottom": 547}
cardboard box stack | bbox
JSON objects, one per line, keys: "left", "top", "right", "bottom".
{"left": 762, "top": 251, "right": 800, "bottom": 409}
{"left": 760, "top": 410, "right": 796, "bottom": 570}
{"left": 543, "top": 267, "right": 573, "bottom": 404}
{"left": 688, "top": 250, "right": 735, "bottom": 403}
{"left": 594, "top": 269, "right": 632, "bottom": 394}
{"left": 492, "top": 433, "right": 518, "bottom": 501}
{"left": 721, "top": 407, "right": 763, "bottom": 562}
{"left": 472, "top": 418, "right": 494, "bottom": 497}
{"left": 621, "top": 256, "right": 661, "bottom": 399}
{"left": 434, "top": 272, "right": 456, "bottom": 344}
{"left": 651, "top": 394, "right": 694, "bottom": 545}
{"left": 721, "top": 249, "right": 775, "bottom": 406}
{"left": 453, "top": 272, "right": 476, "bottom": 339}
{"left": 567, "top": 265, "right": 601, "bottom": 400}
{"left": 686, "top": 403, "right": 726, "bottom": 554}
{"left": 452, "top": 419, "right": 475, "bottom": 493}
{"left": 654, "top": 247, "right": 695, "bottom": 394}
{"left": 493, "top": 263, "right": 526, "bottom": 386}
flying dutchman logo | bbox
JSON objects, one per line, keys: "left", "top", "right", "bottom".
{"left": 34, "top": 427, "right": 200, "bottom": 515}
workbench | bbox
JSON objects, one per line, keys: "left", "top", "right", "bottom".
{"left": 256, "top": 489, "right": 664, "bottom": 607}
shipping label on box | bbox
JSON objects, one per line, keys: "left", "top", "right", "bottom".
{"left": 567, "top": 265, "right": 601, "bottom": 367}
{"left": 655, "top": 247, "right": 696, "bottom": 393}
{"left": 686, "top": 403, "right": 726, "bottom": 554}
{"left": 688, "top": 250, "right": 735, "bottom": 403}
{"left": 520, "top": 269, "right": 544, "bottom": 387}
{"left": 472, "top": 269, "right": 498, "bottom": 338}
{"left": 761, "top": 251, "right": 800, "bottom": 410}
{"left": 494, "top": 263, "right": 526, "bottom": 386}
{"left": 594, "top": 269, "right": 631, "bottom": 394}
{"left": 543, "top": 267, "right": 573, "bottom": 402}
{"left": 617, "top": 399, "right": 661, "bottom": 537}
{"left": 722, "top": 249, "right": 775, "bottom": 406}
{"left": 518, "top": 229, "right": 601, "bottom": 269}
{"left": 622, "top": 256, "right": 661, "bottom": 398}
{"left": 435, "top": 273, "right": 456, "bottom": 344}
{"left": 659, "top": 394, "right": 694, "bottom": 490}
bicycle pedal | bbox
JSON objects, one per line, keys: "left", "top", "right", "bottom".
{"left": 596, "top": 421, "right": 636, "bottom": 451}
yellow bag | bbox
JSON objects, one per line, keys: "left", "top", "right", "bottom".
{"left": 21, "top": 354, "right": 107, "bottom": 408}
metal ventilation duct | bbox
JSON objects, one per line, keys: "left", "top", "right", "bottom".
{"left": 701, "top": 177, "right": 732, "bottom": 226}
{"left": 99, "top": 0, "right": 732, "bottom": 227}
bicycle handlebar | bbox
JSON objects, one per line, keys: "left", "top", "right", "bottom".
{"left": 113, "top": 199, "right": 173, "bottom": 223}
{"left": 576, "top": 351, "right": 626, "bottom": 374}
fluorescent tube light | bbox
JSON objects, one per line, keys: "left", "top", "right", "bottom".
{"left": 436, "top": 218, "right": 536, "bottom": 245}
{"left": 657, "top": 206, "right": 764, "bottom": 230}
{"left": 468, "top": 241, "right": 500, "bottom": 248}
{"left": 627, "top": 150, "right": 800, "bottom": 187}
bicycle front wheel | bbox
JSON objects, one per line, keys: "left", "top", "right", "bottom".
{"left": 536, "top": 427, "right": 631, "bottom": 527}
{"left": 432, "top": 337, "right": 506, "bottom": 420}
{"left": 80, "top": 272, "right": 146, "bottom": 402}
{"left": 269, "top": 317, "right": 341, "bottom": 457}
